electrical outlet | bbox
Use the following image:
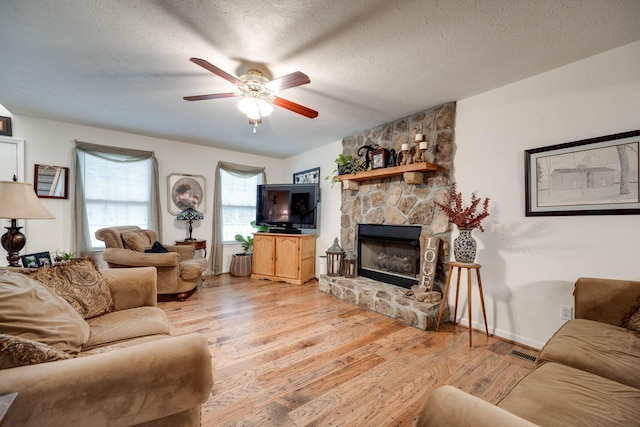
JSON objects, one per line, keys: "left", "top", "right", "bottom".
{"left": 560, "top": 305, "right": 573, "bottom": 320}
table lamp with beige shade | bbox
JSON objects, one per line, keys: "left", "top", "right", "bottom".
{"left": 0, "top": 176, "right": 55, "bottom": 266}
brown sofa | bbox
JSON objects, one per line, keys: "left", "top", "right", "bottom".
{"left": 414, "top": 277, "right": 640, "bottom": 427}
{"left": 95, "top": 226, "right": 207, "bottom": 301}
{"left": 0, "top": 265, "right": 213, "bottom": 426}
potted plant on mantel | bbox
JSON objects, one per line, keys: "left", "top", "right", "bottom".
{"left": 326, "top": 154, "right": 359, "bottom": 187}
{"left": 435, "top": 182, "right": 490, "bottom": 263}
{"left": 230, "top": 221, "right": 267, "bottom": 276}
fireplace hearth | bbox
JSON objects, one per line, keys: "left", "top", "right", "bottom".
{"left": 357, "top": 224, "right": 422, "bottom": 289}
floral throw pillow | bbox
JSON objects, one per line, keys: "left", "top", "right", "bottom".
{"left": 21, "top": 258, "right": 114, "bottom": 319}
{"left": 0, "top": 333, "right": 72, "bottom": 369}
{"left": 622, "top": 306, "right": 640, "bottom": 333}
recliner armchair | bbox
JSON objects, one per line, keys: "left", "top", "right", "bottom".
{"left": 95, "top": 226, "right": 207, "bottom": 301}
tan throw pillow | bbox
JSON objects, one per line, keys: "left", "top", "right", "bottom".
{"left": 21, "top": 258, "right": 114, "bottom": 319}
{"left": 0, "top": 333, "right": 72, "bottom": 369}
{"left": 121, "top": 230, "right": 153, "bottom": 252}
{"left": 622, "top": 306, "right": 640, "bottom": 333}
{"left": 0, "top": 269, "right": 90, "bottom": 355}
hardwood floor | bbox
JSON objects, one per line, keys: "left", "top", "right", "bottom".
{"left": 158, "top": 274, "right": 537, "bottom": 427}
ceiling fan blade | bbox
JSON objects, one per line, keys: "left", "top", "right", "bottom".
{"left": 189, "top": 57, "right": 243, "bottom": 86}
{"left": 265, "top": 71, "right": 310, "bottom": 92}
{"left": 273, "top": 96, "right": 319, "bottom": 119}
{"left": 183, "top": 92, "right": 238, "bottom": 101}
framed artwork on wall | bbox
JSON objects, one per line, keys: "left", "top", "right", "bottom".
{"left": 0, "top": 116, "right": 12, "bottom": 137}
{"left": 167, "top": 173, "right": 206, "bottom": 215}
{"left": 34, "top": 164, "right": 69, "bottom": 199}
{"left": 525, "top": 130, "right": 640, "bottom": 216}
{"left": 293, "top": 167, "right": 320, "bottom": 184}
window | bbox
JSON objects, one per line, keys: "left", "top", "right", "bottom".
{"left": 75, "top": 143, "right": 158, "bottom": 252}
{"left": 220, "top": 169, "right": 262, "bottom": 242}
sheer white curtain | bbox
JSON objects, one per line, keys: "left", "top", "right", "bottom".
{"left": 211, "top": 161, "right": 266, "bottom": 275}
{"left": 74, "top": 141, "right": 161, "bottom": 257}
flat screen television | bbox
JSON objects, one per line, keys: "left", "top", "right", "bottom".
{"left": 255, "top": 183, "right": 319, "bottom": 232}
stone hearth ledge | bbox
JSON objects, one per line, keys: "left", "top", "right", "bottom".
{"left": 318, "top": 275, "right": 448, "bottom": 330}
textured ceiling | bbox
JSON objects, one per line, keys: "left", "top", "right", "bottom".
{"left": 1, "top": 1, "right": 639, "bottom": 158}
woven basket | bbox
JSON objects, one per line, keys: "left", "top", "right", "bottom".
{"left": 230, "top": 254, "right": 252, "bottom": 277}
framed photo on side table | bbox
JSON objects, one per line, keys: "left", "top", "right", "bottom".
{"left": 21, "top": 251, "right": 52, "bottom": 268}
{"left": 525, "top": 130, "right": 640, "bottom": 216}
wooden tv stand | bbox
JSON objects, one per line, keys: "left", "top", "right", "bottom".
{"left": 251, "top": 233, "right": 315, "bottom": 285}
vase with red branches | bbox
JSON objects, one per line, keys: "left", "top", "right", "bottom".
{"left": 436, "top": 183, "right": 490, "bottom": 263}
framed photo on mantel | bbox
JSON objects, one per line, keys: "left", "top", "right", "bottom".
{"left": 525, "top": 130, "right": 640, "bottom": 216}
{"left": 371, "top": 148, "right": 389, "bottom": 169}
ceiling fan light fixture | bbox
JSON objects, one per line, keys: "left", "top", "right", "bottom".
{"left": 237, "top": 96, "right": 273, "bottom": 120}
{"left": 185, "top": 58, "right": 318, "bottom": 132}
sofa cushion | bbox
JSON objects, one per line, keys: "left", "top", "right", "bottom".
{"left": 0, "top": 333, "right": 72, "bottom": 369}
{"left": 83, "top": 306, "right": 173, "bottom": 350}
{"left": 21, "top": 258, "right": 115, "bottom": 319}
{"left": 122, "top": 230, "right": 154, "bottom": 252}
{"left": 498, "top": 362, "right": 640, "bottom": 426}
{"left": 0, "top": 269, "right": 90, "bottom": 355}
{"left": 180, "top": 258, "right": 207, "bottom": 280}
{"left": 537, "top": 318, "right": 640, "bottom": 388}
{"left": 78, "top": 334, "right": 168, "bottom": 356}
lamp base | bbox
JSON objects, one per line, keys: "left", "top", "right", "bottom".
{"left": 1, "top": 220, "right": 26, "bottom": 267}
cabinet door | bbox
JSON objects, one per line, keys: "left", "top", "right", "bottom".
{"left": 274, "top": 236, "right": 300, "bottom": 279}
{"left": 252, "top": 235, "right": 275, "bottom": 276}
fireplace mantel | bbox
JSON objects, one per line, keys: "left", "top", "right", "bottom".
{"left": 338, "top": 162, "right": 437, "bottom": 182}
{"left": 338, "top": 162, "right": 437, "bottom": 190}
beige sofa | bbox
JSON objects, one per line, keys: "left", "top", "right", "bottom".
{"left": 0, "top": 264, "right": 213, "bottom": 426}
{"left": 95, "top": 226, "right": 207, "bottom": 301}
{"left": 414, "top": 277, "right": 640, "bottom": 427}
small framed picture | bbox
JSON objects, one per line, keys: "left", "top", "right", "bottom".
{"left": 371, "top": 148, "right": 389, "bottom": 169}
{"left": 0, "top": 116, "right": 11, "bottom": 137}
{"left": 293, "top": 167, "right": 320, "bottom": 184}
{"left": 34, "top": 164, "right": 69, "bottom": 199}
{"left": 21, "top": 251, "right": 52, "bottom": 268}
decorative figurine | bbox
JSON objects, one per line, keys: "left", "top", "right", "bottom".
{"left": 388, "top": 149, "right": 397, "bottom": 167}
{"left": 357, "top": 144, "right": 379, "bottom": 170}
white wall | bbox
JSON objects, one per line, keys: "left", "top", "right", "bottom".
{"left": 285, "top": 140, "right": 343, "bottom": 276}
{"left": 6, "top": 115, "right": 287, "bottom": 272}
{"left": 453, "top": 40, "right": 640, "bottom": 348}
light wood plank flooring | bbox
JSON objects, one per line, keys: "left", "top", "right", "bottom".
{"left": 158, "top": 275, "right": 538, "bottom": 427}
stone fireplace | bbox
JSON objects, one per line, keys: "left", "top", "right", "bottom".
{"left": 319, "top": 102, "right": 456, "bottom": 330}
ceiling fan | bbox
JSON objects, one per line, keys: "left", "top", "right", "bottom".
{"left": 183, "top": 57, "right": 318, "bottom": 132}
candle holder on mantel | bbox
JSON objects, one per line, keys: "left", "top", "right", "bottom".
{"left": 400, "top": 142, "right": 411, "bottom": 166}
{"left": 326, "top": 237, "right": 345, "bottom": 276}
{"left": 415, "top": 133, "right": 428, "bottom": 163}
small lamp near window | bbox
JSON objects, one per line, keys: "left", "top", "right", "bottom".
{"left": 0, "top": 176, "right": 55, "bottom": 266}
{"left": 343, "top": 250, "right": 357, "bottom": 278}
{"left": 176, "top": 207, "right": 203, "bottom": 241}
{"left": 326, "top": 237, "right": 344, "bottom": 277}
